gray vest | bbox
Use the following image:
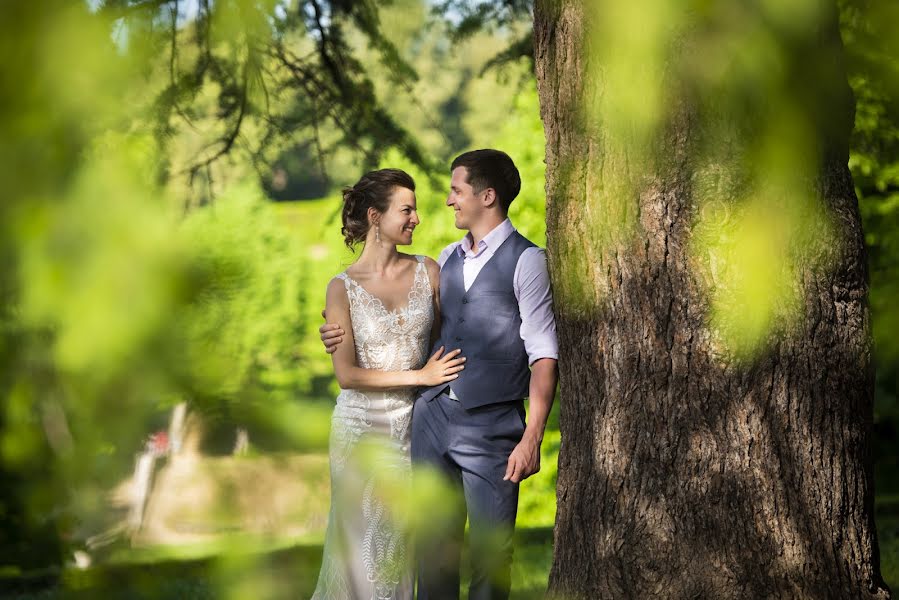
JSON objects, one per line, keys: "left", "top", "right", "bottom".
{"left": 419, "top": 231, "right": 536, "bottom": 409}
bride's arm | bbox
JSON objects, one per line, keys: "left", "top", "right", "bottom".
{"left": 326, "top": 278, "right": 463, "bottom": 391}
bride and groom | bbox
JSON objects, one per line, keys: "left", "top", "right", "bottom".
{"left": 312, "top": 149, "right": 559, "bottom": 600}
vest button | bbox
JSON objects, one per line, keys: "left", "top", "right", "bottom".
{"left": 462, "top": 298, "right": 469, "bottom": 304}
{"left": 459, "top": 319, "right": 465, "bottom": 323}
{"left": 455, "top": 337, "right": 462, "bottom": 342}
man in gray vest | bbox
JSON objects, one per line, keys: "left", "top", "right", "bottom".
{"left": 321, "top": 149, "right": 558, "bottom": 599}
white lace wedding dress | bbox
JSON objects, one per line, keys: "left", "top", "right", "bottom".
{"left": 312, "top": 255, "right": 433, "bottom": 600}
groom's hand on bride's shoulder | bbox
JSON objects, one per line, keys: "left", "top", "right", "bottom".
{"left": 320, "top": 309, "right": 345, "bottom": 354}
{"left": 503, "top": 434, "right": 541, "bottom": 484}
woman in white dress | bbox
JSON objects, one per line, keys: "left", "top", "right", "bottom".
{"left": 311, "top": 169, "right": 465, "bottom": 600}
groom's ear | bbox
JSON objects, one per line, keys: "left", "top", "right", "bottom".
{"left": 481, "top": 187, "right": 498, "bottom": 209}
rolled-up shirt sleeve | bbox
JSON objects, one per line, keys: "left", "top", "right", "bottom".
{"left": 514, "top": 247, "right": 559, "bottom": 365}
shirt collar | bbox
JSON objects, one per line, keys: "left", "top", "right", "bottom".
{"left": 458, "top": 218, "right": 515, "bottom": 257}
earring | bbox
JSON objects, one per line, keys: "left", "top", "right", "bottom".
{"left": 375, "top": 224, "right": 381, "bottom": 245}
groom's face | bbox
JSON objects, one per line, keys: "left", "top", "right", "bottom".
{"left": 447, "top": 167, "right": 484, "bottom": 231}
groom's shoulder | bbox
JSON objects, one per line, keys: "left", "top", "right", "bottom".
{"left": 509, "top": 232, "right": 548, "bottom": 272}
{"left": 508, "top": 230, "right": 540, "bottom": 253}
{"left": 507, "top": 226, "right": 535, "bottom": 243}
{"left": 437, "top": 242, "right": 461, "bottom": 268}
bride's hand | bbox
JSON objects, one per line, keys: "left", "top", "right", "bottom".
{"left": 417, "top": 346, "right": 466, "bottom": 386}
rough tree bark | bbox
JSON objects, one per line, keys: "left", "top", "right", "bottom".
{"left": 534, "top": 1, "right": 891, "bottom": 598}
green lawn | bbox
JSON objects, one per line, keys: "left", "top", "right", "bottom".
{"left": 0, "top": 528, "right": 554, "bottom": 600}
{"left": 2, "top": 430, "right": 896, "bottom": 598}
{"left": 3, "top": 408, "right": 894, "bottom": 599}
{"left": 2, "top": 514, "right": 897, "bottom": 599}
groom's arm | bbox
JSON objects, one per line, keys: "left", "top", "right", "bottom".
{"left": 504, "top": 358, "right": 558, "bottom": 483}
{"left": 504, "top": 247, "right": 559, "bottom": 483}
{"left": 524, "top": 359, "right": 558, "bottom": 447}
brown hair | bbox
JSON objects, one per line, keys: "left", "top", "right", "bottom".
{"left": 341, "top": 168, "right": 416, "bottom": 250}
{"left": 450, "top": 149, "right": 521, "bottom": 213}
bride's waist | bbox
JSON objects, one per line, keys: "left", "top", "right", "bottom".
{"left": 336, "top": 388, "right": 416, "bottom": 405}
{"left": 354, "top": 360, "right": 426, "bottom": 371}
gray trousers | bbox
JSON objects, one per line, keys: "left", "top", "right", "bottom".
{"left": 411, "top": 391, "right": 525, "bottom": 600}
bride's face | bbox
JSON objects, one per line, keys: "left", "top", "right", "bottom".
{"left": 374, "top": 186, "right": 419, "bottom": 246}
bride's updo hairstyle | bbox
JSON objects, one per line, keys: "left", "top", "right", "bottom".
{"left": 341, "top": 168, "right": 416, "bottom": 250}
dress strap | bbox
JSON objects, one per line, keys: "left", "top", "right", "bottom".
{"left": 414, "top": 255, "right": 428, "bottom": 281}
{"left": 334, "top": 272, "right": 351, "bottom": 289}
{"left": 414, "top": 255, "right": 427, "bottom": 275}
{"left": 414, "top": 255, "right": 432, "bottom": 297}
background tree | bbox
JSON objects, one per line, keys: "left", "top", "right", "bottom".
{"left": 534, "top": 0, "right": 891, "bottom": 597}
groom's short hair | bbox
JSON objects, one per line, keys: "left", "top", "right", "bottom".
{"left": 451, "top": 149, "right": 521, "bottom": 213}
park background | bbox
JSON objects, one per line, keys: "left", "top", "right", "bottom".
{"left": 0, "top": 0, "right": 897, "bottom": 598}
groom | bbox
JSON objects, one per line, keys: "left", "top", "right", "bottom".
{"left": 321, "top": 149, "right": 558, "bottom": 599}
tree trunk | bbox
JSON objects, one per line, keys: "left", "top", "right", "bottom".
{"left": 534, "top": 1, "right": 891, "bottom": 598}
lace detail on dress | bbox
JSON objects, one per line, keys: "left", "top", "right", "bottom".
{"left": 362, "top": 478, "right": 407, "bottom": 599}
{"left": 340, "top": 256, "right": 432, "bottom": 372}
{"left": 312, "top": 255, "right": 432, "bottom": 600}
{"left": 330, "top": 390, "right": 371, "bottom": 473}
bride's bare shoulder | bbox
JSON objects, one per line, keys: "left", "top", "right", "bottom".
{"left": 326, "top": 275, "right": 350, "bottom": 303}
{"left": 421, "top": 255, "right": 439, "bottom": 271}
{"left": 419, "top": 256, "right": 440, "bottom": 290}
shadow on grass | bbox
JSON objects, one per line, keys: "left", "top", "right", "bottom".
{"left": 3, "top": 517, "right": 897, "bottom": 598}
{"left": 877, "top": 494, "right": 899, "bottom": 592}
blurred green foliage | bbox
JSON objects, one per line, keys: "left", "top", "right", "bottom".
{"left": 1, "top": 0, "right": 183, "bottom": 570}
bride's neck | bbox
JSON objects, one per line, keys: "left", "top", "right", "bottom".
{"left": 355, "top": 242, "right": 401, "bottom": 276}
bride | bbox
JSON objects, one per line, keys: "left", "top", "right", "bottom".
{"left": 311, "top": 168, "right": 465, "bottom": 600}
